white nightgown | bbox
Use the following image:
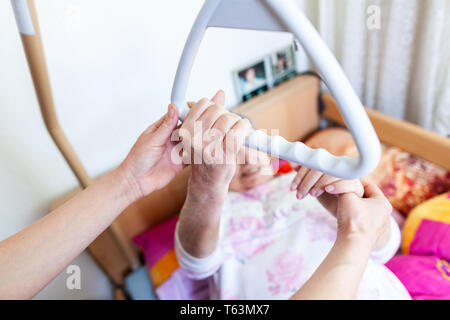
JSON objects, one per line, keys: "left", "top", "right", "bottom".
{"left": 175, "top": 172, "right": 411, "bottom": 300}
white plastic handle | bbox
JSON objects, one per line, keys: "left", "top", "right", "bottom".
{"left": 171, "top": 0, "right": 381, "bottom": 179}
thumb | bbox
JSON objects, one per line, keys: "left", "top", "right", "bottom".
{"left": 362, "top": 182, "right": 385, "bottom": 199}
{"left": 211, "top": 89, "right": 226, "bottom": 105}
{"left": 152, "top": 104, "right": 179, "bottom": 145}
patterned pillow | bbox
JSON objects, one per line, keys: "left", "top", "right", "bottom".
{"left": 375, "top": 150, "right": 450, "bottom": 215}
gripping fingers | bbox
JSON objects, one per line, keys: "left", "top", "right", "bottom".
{"left": 206, "top": 113, "right": 242, "bottom": 164}
{"left": 184, "top": 98, "right": 214, "bottom": 123}
{"left": 197, "top": 104, "right": 227, "bottom": 131}
{"left": 213, "top": 112, "right": 242, "bottom": 141}
{"left": 226, "top": 118, "right": 252, "bottom": 155}
{"left": 296, "top": 170, "right": 324, "bottom": 200}
{"left": 290, "top": 166, "right": 309, "bottom": 192}
{"left": 202, "top": 112, "right": 243, "bottom": 165}
{"left": 310, "top": 174, "right": 339, "bottom": 197}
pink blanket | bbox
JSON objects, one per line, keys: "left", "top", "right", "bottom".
{"left": 386, "top": 219, "right": 450, "bottom": 300}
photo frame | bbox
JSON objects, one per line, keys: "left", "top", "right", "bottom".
{"left": 233, "top": 45, "right": 298, "bottom": 103}
{"left": 233, "top": 59, "right": 270, "bottom": 102}
{"left": 270, "top": 45, "right": 297, "bottom": 86}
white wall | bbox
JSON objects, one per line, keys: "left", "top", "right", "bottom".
{"left": 0, "top": 0, "right": 297, "bottom": 299}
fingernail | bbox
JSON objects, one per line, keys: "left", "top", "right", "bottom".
{"left": 326, "top": 185, "right": 335, "bottom": 192}
{"left": 297, "top": 192, "right": 304, "bottom": 200}
{"left": 168, "top": 104, "right": 175, "bottom": 118}
{"left": 310, "top": 190, "right": 317, "bottom": 197}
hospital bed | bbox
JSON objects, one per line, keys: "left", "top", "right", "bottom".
{"left": 49, "top": 74, "right": 450, "bottom": 298}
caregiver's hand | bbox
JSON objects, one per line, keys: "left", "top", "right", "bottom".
{"left": 290, "top": 182, "right": 393, "bottom": 300}
{"left": 333, "top": 182, "right": 392, "bottom": 251}
{"left": 290, "top": 167, "right": 390, "bottom": 251}
{"left": 118, "top": 104, "right": 182, "bottom": 202}
{"left": 0, "top": 103, "right": 184, "bottom": 299}
{"left": 1, "top": 92, "right": 252, "bottom": 299}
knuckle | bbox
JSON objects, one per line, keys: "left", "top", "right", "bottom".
{"left": 198, "top": 97, "right": 210, "bottom": 105}
{"left": 212, "top": 104, "right": 226, "bottom": 113}
{"left": 242, "top": 118, "right": 252, "bottom": 126}
{"left": 221, "top": 112, "right": 239, "bottom": 124}
{"left": 229, "top": 113, "right": 242, "bottom": 122}
{"left": 204, "top": 104, "right": 222, "bottom": 116}
{"left": 236, "top": 118, "right": 252, "bottom": 131}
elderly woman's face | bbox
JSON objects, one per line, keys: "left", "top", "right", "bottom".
{"left": 229, "top": 147, "right": 275, "bottom": 192}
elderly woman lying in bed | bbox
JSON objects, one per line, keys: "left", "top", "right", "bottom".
{"left": 175, "top": 94, "right": 411, "bottom": 300}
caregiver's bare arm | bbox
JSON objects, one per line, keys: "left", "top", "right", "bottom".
{"left": 177, "top": 93, "right": 251, "bottom": 258}
{"left": 291, "top": 183, "right": 392, "bottom": 300}
{"left": 0, "top": 104, "right": 181, "bottom": 299}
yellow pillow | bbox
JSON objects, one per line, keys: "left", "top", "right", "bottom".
{"left": 402, "top": 193, "right": 450, "bottom": 254}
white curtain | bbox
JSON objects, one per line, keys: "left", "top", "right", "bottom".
{"left": 296, "top": 0, "right": 450, "bottom": 136}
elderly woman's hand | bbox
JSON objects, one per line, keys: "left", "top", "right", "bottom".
{"left": 290, "top": 166, "right": 364, "bottom": 200}
{"left": 176, "top": 91, "right": 252, "bottom": 258}
{"left": 180, "top": 91, "right": 252, "bottom": 200}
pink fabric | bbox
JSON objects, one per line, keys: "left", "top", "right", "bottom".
{"left": 386, "top": 255, "right": 450, "bottom": 300}
{"left": 134, "top": 215, "right": 212, "bottom": 300}
{"left": 409, "top": 219, "right": 450, "bottom": 260}
{"left": 386, "top": 219, "right": 450, "bottom": 300}
{"left": 266, "top": 252, "right": 306, "bottom": 296}
{"left": 133, "top": 216, "right": 178, "bottom": 268}
{"left": 156, "top": 269, "right": 210, "bottom": 300}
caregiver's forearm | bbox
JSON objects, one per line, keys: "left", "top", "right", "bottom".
{"left": 177, "top": 175, "right": 226, "bottom": 258}
{"left": 0, "top": 168, "right": 136, "bottom": 299}
{"left": 290, "top": 235, "right": 372, "bottom": 300}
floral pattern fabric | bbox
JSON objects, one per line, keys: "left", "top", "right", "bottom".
{"left": 177, "top": 172, "right": 411, "bottom": 300}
